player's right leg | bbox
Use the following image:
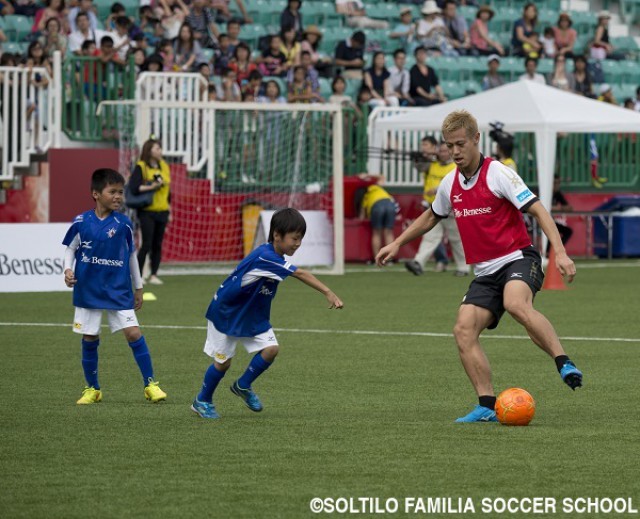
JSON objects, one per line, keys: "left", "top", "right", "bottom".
{"left": 73, "top": 308, "right": 103, "bottom": 404}
{"left": 192, "top": 321, "right": 236, "bottom": 419}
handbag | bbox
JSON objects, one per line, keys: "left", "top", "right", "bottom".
{"left": 125, "top": 182, "right": 154, "bottom": 209}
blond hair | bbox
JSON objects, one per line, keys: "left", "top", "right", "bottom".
{"left": 441, "top": 110, "right": 479, "bottom": 139}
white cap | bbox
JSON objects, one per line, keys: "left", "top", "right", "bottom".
{"left": 599, "top": 83, "right": 612, "bottom": 95}
{"left": 421, "top": 0, "right": 441, "bottom": 16}
{"left": 487, "top": 54, "right": 501, "bottom": 64}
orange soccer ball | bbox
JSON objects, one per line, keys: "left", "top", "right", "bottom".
{"left": 495, "top": 388, "right": 536, "bottom": 426}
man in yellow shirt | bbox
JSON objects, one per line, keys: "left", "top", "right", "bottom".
{"left": 356, "top": 173, "right": 396, "bottom": 262}
{"left": 405, "top": 143, "right": 469, "bottom": 276}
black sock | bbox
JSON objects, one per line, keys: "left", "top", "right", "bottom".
{"left": 479, "top": 395, "right": 496, "bottom": 410}
{"left": 555, "top": 355, "right": 570, "bottom": 372}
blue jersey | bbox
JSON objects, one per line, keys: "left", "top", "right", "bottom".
{"left": 62, "top": 210, "right": 136, "bottom": 310}
{"left": 206, "top": 243, "right": 298, "bottom": 337}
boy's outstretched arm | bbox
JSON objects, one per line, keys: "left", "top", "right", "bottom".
{"left": 292, "top": 269, "right": 344, "bottom": 309}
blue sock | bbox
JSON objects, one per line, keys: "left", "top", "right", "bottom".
{"left": 128, "top": 336, "right": 154, "bottom": 386}
{"left": 237, "top": 352, "right": 272, "bottom": 389}
{"left": 197, "top": 364, "right": 226, "bottom": 403}
{"left": 81, "top": 338, "right": 100, "bottom": 389}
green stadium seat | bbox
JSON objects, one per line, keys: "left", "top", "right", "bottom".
{"left": 490, "top": 8, "right": 518, "bottom": 33}
{"left": 318, "top": 77, "right": 333, "bottom": 99}
{"left": 457, "top": 56, "right": 486, "bottom": 82}
{"left": 612, "top": 36, "right": 640, "bottom": 57}
{"left": 200, "top": 48, "right": 215, "bottom": 63}
{"left": 119, "top": 0, "right": 140, "bottom": 18}
{"left": 366, "top": 2, "right": 397, "bottom": 21}
{"left": 239, "top": 24, "right": 268, "bottom": 48}
{"left": 600, "top": 60, "right": 624, "bottom": 84}
{"left": 537, "top": 58, "right": 554, "bottom": 75}
{"left": 458, "top": 5, "right": 478, "bottom": 25}
{"left": 537, "top": 8, "right": 557, "bottom": 27}
{"left": 612, "top": 83, "right": 637, "bottom": 102}
{"left": 94, "top": 0, "right": 113, "bottom": 20}
{"left": 570, "top": 11, "right": 598, "bottom": 34}
{"left": 4, "top": 15, "right": 33, "bottom": 42}
{"left": 442, "top": 80, "right": 465, "bottom": 99}
{"left": 620, "top": 0, "right": 640, "bottom": 24}
{"left": 344, "top": 78, "right": 361, "bottom": 98}
{"left": 573, "top": 34, "right": 591, "bottom": 55}
{"left": 1, "top": 41, "right": 28, "bottom": 55}
{"left": 500, "top": 56, "right": 525, "bottom": 81}
{"left": 619, "top": 60, "right": 640, "bottom": 84}
{"left": 429, "top": 56, "right": 461, "bottom": 81}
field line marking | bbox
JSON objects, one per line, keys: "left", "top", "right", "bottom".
{"left": 1, "top": 322, "right": 639, "bottom": 343}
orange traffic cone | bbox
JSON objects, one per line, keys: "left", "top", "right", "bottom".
{"left": 542, "top": 247, "right": 567, "bottom": 291}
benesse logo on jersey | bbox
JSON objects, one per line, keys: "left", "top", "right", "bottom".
{"left": 80, "top": 252, "right": 124, "bottom": 267}
{"left": 259, "top": 285, "right": 274, "bottom": 296}
{"left": 453, "top": 207, "right": 492, "bottom": 218}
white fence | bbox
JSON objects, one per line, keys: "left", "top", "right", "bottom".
{"left": 135, "top": 72, "right": 209, "bottom": 173}
{"left": 0, "top": 57, "right": 61, "bottom": 180}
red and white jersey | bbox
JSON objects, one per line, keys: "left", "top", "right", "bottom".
{"left": 431, "top": 156, "right": 538, "bottom": 276}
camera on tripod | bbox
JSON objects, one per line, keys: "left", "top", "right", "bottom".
{"left": 488, "top": 121, "right": 514, "bottom": 148}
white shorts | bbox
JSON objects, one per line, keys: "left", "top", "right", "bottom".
{"left": 72, "top": 307, "right": 139, "bottom": 335}
{"left": 203, "top": 320, "right": 278, "bottom": 363}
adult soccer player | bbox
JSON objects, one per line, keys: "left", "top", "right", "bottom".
{"left": 376, "top": 110, "right": 583, "bottom": 423}
{"left": 62, "top": 169, "right": 167, "bottom": 405}
{"left": 191, "top": 208, "right": 344, "bottom": 419}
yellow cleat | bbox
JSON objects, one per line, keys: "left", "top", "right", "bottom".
{"left": 144, "top": 381, "right": 167, "bottom": 403}
{"left": 77, "top": 387, "right": 102, "bottom": 405}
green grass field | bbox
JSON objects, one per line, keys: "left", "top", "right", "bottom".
{"left": 1, "top": 261, "right": 640, "bottom": 518}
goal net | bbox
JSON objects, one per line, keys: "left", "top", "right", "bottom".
{"left": 105, "top": 99, "right": 344, "bottom": 274}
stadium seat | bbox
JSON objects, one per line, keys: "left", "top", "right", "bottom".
{"left": 94, "top": 0, "right": 113, "bottom": 21}
{"left": 318, "top": 77, "right": 333, "bottom": 99}
{"left": 612, "top": 36, "right": 640, "bottom": 57}
{"left": 239, "top": 24, "right": 268, "bottom": 49}
{"left": 619, "top": 60, "right": 640, "bottom": 84}
{"left": 119, "top": 0, "right": 140, "bottom": 18}
{"left": 429, "top": 56, "right": 460, "bottom": 81}
{"left": 570, "top": 11, "right": 598, "bottom": 34}
{"left": 1, "top": 41, "right": 28, "bottom": 55}
{"left": 442, "top": 80, "right": 465, "bottom": 99}
{"left": 537, "top": 58, "right": 554, "bottom": 75}
{"left": 620, "top": 0, "right": 640, "bottom": 24}
{"left": 344, "top": 78, "right": 361, "bottom": 98}
{"left": 366, "top": 2, "right": 397, "bottom": 21}
{"left": 458, "top": 5, "right": 478, "bottom": 25}
{"left": 200, "top": 48, "right": 215, "bottom": 63}
{"left": 4, "top": 15, "right": 33, "bottom": 42}
{"left": 600, "top": 60, "right": 624, "bottom": 84}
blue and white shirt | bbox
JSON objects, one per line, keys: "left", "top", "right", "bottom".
{"left": 206, "top": 243, "right": 298, "bottom": 337}
{"left": 62, "top": 210, "right": 136, "bottom": 310}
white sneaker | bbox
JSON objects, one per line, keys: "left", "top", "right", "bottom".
{"left": 148, "top": 275, "right": 164, "bottom": 285}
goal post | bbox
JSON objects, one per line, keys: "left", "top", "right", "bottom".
{"left": 98, "top": 100, "right": 344, "bottom": 275}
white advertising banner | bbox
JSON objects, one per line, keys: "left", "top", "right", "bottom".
{"left": 254, "top": 210, "right": 334, "bottom": 266}
{"left": 0, "top": 223, "right": 69, "bottom": 293}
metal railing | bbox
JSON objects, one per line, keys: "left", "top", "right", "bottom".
{"left": 61, "top": 55, "right": 136, "bottom": 141}
{"left": 0, "top": 62, "right": 60, "bottom": 180}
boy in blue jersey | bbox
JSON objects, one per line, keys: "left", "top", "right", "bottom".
{"left": 62, "top": 169, "right": 167, "bottom": 405}
{"left": 191, "top": 208, "right": 344, "bottom": 419}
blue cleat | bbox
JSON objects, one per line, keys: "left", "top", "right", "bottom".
{"left": 455, "top": 405, "right": 498, "bottom": 423}
{"left": 191, "top": 398, "right": 220, "bottom": 419}
{"left": 560, "top": 361, "right": 583, "bottom": 390}
{"left": 230, "top": 381, "right": 263, "bottom": 412}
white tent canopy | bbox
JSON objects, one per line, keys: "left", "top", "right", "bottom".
{"left": 371, "top": 80, "right": 640, "bottom": 212}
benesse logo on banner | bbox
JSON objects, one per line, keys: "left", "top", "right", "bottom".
{"left": 0, "top": 223, "right": 69, "bottom": 293}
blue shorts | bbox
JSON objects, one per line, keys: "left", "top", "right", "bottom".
{"left": 370, "top": 199, "right": 395, "bottom": 230}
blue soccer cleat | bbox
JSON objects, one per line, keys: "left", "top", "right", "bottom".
{"left": 560, "top": 361, "right": 583, "bottom": 390}
{"left": 191, "top": 398, "right": 220, "bottom": 419}
{"left": 230, "top": 381, "right": 263, "bottom": 412}
{"left": 455, "top": 405, "right": 498, "bottom": 423}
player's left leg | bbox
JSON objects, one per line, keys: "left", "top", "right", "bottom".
{"left": 231, "top": 332, "right": 279, "bottom": 412}
{"left": 503, "top": 280, "right": 582, "bottom": 390}
{"left": 114, "top": 313, "right": 167, "bottom": 402}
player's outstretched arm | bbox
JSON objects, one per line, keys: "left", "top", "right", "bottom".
{"left": 375, "top": 208, "right": 441, "bottom": 267}
{"left": 527, "top": 201, "right": 576, "bottom": 283}
{"left": 292, "top": 269, "right": 344, "bottom": 309}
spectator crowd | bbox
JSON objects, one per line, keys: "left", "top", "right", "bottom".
{"left": 0, "top": 0, "right": 639, "bottom": 110}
